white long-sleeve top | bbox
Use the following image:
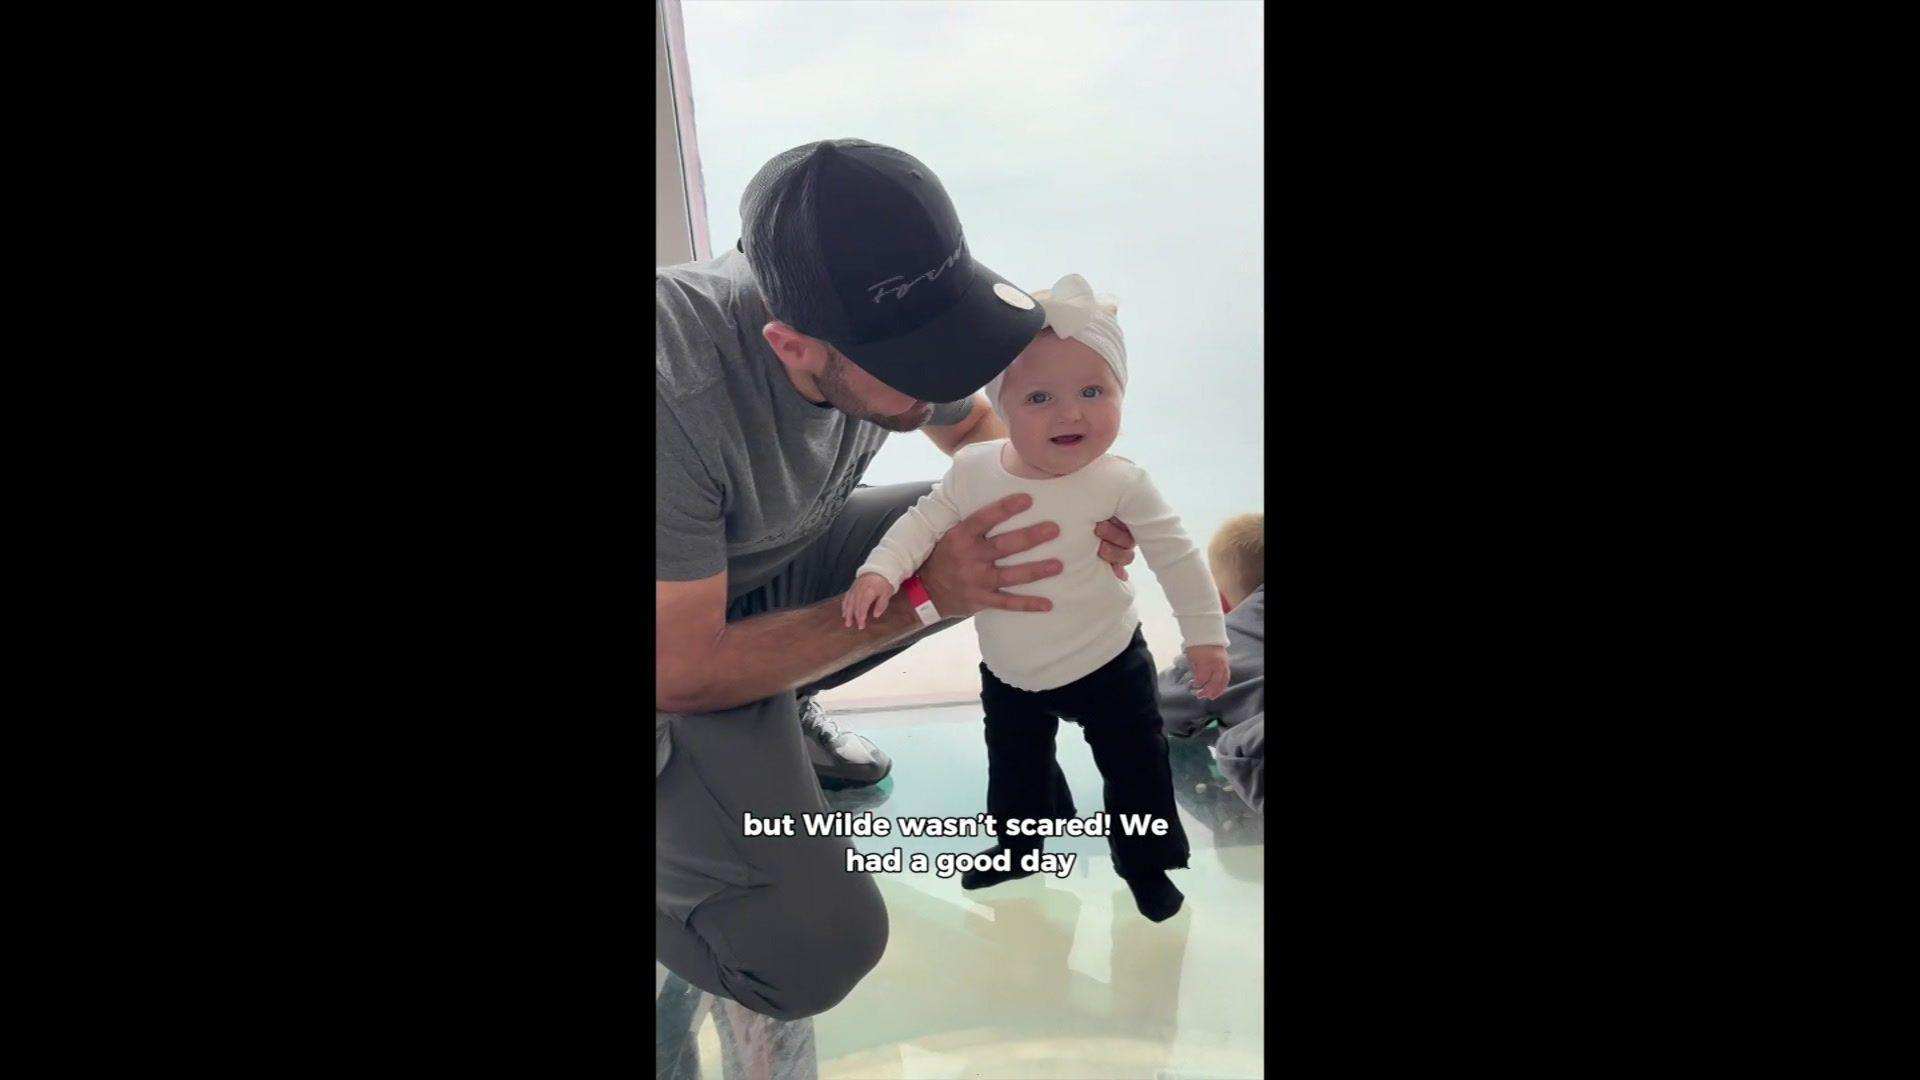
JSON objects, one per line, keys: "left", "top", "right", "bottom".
{"left": 856, "top": 440, "right": 1228, "bottom": 692}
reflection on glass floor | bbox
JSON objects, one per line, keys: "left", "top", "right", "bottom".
{"left": 657, "top": 703, "right": 1264, "bottom": 1080}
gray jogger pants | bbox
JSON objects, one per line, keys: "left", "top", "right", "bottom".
{"left": 655, "top": 481, "right": 955, "bottom": 1021}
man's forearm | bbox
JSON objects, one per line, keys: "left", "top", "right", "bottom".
{"left": 924, "top": 396, "right": 1007, "bottom": 455}
{"left": 959, "top": 410, "right": 1008, "bottom": 447}
{"left": 674, "top": 593, "right": 927, "bottom": 714}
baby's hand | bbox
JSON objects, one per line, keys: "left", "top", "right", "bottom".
{"left": 842, "top": 573, "right": 898, "bottom": 630}
{"left": 1185, "top": 645, "right": 1230, "bottom": 701}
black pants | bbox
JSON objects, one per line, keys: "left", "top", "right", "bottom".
{"left": 979, "top": 627, "right": 1192, "bottom": 878}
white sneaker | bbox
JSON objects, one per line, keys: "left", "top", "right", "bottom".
{"left": 799, "top": 697, "right": 892, "bottom": 789}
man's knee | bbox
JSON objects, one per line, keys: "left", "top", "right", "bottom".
{"left": 745, "top": 925, "right": 887, "bottom": 1021}
{"left": 848, "top": 480, "right": 935, "bottom": 520}
{"left": 705, "top": 871, "right": 889, "bottom": 1021}
{"left": 770, "top": 872, "right": 888, "bottom": 1018}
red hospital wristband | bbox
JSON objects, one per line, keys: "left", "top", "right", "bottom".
{"left": 900, "top": 575, "right": 941, "bottom": 627}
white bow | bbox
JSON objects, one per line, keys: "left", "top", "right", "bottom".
{"left": 1040, "top": 273, "right": 1101, "bottom": 341}
{"left": 983, "top": 272, "right": 1128, "bottom": 422}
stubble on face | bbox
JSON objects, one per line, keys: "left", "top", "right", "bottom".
{"left": 817, "top": 348, "right": 933, "bottom": 432}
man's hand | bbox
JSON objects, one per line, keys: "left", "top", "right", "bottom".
{"left": 1095, "top": 518, "right": 1136, "bottom": 580}
{"left": 917, "top": 493, "right": 1063, "bottom": 618}
{"left": 1185, "top": 645, "right": 1231, "bottom": 701}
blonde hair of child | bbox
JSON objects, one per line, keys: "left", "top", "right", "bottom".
{"left": 1209, "top": 512, "right": 1265, "bottom": 607}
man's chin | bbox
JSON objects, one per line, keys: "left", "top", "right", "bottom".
{"left": 873, "top": 402, "right": 934, "bottom": 432}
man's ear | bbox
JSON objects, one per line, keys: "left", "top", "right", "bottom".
{"left": 762, "top": 321, "right": 829, "bottom": 376}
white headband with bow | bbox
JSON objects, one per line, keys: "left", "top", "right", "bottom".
{"left": 983, "top": 273, "right": 1127, "bottom": 420}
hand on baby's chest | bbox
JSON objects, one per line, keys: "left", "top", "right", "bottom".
{"left": 983, "top": 498, "right": 1114, "bottom": 571}
{"left": 958, "top": 450, "right": 1128, "bottom": 577}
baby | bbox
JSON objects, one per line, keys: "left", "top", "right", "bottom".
{"left": 842, "top": 273, "right": 1229, "bottom": 922}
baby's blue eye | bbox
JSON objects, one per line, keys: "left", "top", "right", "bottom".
{"left": 1026, "top": 391, "right": 1051, "bottom": 405}
{"left": 1081, "top": 386, "right": 1103, "bottom": 398}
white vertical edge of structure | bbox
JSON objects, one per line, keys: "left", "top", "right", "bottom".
{"left": 659, "top": 0, "right": 711, "bottom": 262}
{"left": 653, "top": 1, "right": 692, "bottom": 265}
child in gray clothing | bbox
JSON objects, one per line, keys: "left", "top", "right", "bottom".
{"left": 1159, "top": 513, "right": 1264, "bottom": 813}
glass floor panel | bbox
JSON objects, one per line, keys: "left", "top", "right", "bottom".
{"left": 658, "top": 703, "right": 1265, "bottom": 1080}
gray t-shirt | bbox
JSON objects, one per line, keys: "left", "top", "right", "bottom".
{"left": 656, "top": 250, "right": 973, "bottom": 598}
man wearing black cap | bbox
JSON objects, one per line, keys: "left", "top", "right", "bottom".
{"left": 656, "top": 139, "right": 1137, "bottom": 1021}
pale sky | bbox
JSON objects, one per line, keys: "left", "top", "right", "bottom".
{"left": 678, "top": 0, "right": 1264, "bottom": 705}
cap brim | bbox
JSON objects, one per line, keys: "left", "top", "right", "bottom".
{"left": 832, "top": 261, "right": 1046, "bottom": 404}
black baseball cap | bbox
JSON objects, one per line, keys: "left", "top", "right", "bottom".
{"left": 737, "top": 139, "right": 1045, "bottom": 403}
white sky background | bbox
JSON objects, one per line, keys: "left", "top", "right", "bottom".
{"left": 679, "top": 0, "right": 1264, "bottom": 706}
